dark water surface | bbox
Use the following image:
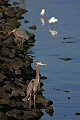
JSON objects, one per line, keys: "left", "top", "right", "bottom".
{"left": 10, "top": 0, "right": 80, "bottom": 120}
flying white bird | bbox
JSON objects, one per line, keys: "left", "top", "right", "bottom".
{"left": 48, "top": 17, "right": 58, "bottom": 24}
{"left": 40, "top": 9, "right": 46, "bottom": 17}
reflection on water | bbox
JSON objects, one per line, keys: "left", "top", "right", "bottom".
{"left": 49, "top": 28, "right": 58, "bottom": 37}
{"left": 19, "top": 0, "right": 25, "bottom": 4}
{"left": 40, "top": 17, "right": 46, "bottom": 25}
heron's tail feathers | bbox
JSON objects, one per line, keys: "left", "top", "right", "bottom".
{"left": 22, "top": 94, "right": 31, "bottom": 102}
{"left": 22, "top": 97, "right": 27, "bottom": 102}
{"left": 22, "top": 96, "right": 30, "bottom": 101}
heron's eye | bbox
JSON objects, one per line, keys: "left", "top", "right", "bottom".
{"left": 37, "top": 61, "right": 40, "bottom": 63}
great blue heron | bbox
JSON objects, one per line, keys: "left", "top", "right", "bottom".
{"left": 22, "top": 61, "right": 47, "bottom": 109}
{"left": 9, "top": 28, "right": 29, "bottom": 47}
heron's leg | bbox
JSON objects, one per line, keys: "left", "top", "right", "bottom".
{"left": 17, "top": 37, "right": 23, "bottom": 48}
{"left": 29, "top": 93, "right": 32, "bottom": 109}
{"left": 21, "top": 39, "right": 23, "bottom": 48}
{"left": 38, "top": 82, "right": 40, "bottom": 91}
{"left": 34, "top": 94, "right": 36, "bottom": 110}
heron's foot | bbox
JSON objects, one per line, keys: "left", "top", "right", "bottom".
{"left": 22, "top": 97, "right": 27, "bottom": 102}
{"left": 34, "top": 106, "right": 36, "bottom": 110}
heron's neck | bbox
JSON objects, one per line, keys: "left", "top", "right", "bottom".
{"left": 35, "top": 65, "right": 39, "bottom": 83}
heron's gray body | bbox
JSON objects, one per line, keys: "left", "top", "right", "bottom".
{"left": 27, "top": 79, "right": 34, "bottom": 100}
{"left": 9, "top": 28, "right": 29, "bottom": 48}
{"left": 14, "top": 28, "right": 29, "bottom": 40}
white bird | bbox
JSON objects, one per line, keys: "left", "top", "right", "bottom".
{"left": 40, "top": 9, "right": 46, "bottom": 17}
{"left": 48, "top": 17, "right": 58, "bottom": 24}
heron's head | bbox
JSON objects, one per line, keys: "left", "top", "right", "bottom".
{"left": 36, "top": 61, "right": 47, "bottom": 66}
{"left": 9, "top": 29, "right": 17, "bottom": 35}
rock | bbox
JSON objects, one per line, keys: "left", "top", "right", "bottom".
{"left": 63, "top": 37, "right": 73, "bottom": 40}
{"left": 36, "top": 95, "right": 53, "bottom": 108}
{"left": 45, "top": 106, "right": 54, "bottom": 117}
{"left": 4, "top": 8, "right": 16, "bottom": 17}
{"left": 0, "top": 72, "right": 6, "bottom": 81}
{"left": 0, "top": 0, "right": 9, "bottom": 6}
{"left": 15, "top": 6, "right": 28, "bottom": 14}
{"left": 0, "top": 112, "right": 8, "bottom": 120}
{"left": 29, "top": 25, "right": 37, "bottom": 30}
{"left": 75, "top": 112, "right": 80, "bottom": 115}
{"left": 24, "top": 19, "right": 29, "bottom": 23}
{"left": 59, "top": 58, "right": 72, "bottom": 61}
{"left": 13, "top": 1, "right": 19, "bottom": 6}
{"left": 0, "top": 0, "right": 53, "bottom": 119}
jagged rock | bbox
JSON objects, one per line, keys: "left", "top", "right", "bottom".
{"left": 0, "top": 0, "right": 53, "bottom": 119}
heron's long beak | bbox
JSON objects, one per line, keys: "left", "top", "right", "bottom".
{"left": 40, "top": 62, "right": 47, "bottom": 66}
{"left": 35, "top": 61, "right": 47, "bottom": 67}
{"left": 43, "top": 63, "right": 47, "bottom": 66}
{"left": 9, "top": 31, "right": 13, "bottom": 34}
{"left": 8, "top": 31, "right": 13, "bottom": 35}
{"left": 8, "top": 29, "right": 16, "bottom": 35}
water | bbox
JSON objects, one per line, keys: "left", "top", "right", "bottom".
{"left": 10, "top": 0, "right": 80, "bottom": 120}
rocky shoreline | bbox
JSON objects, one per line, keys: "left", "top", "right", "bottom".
{"left": 0, "top": 0, "right": 54, "bottom": 119}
